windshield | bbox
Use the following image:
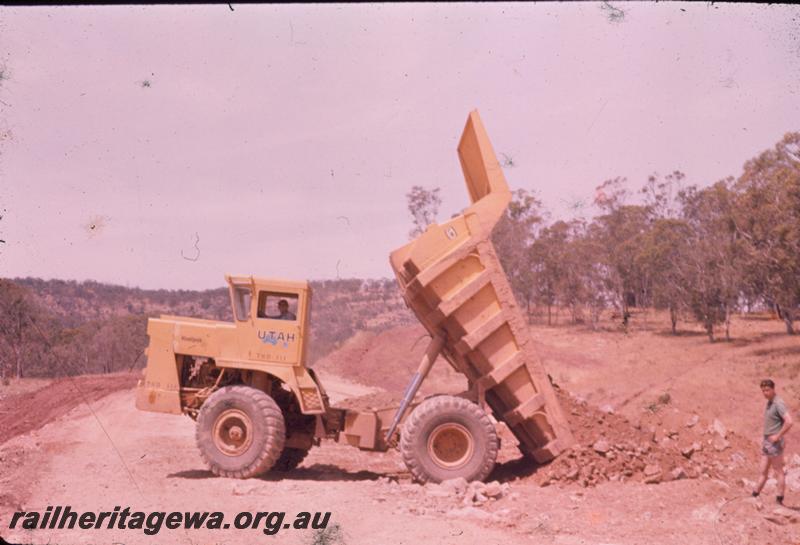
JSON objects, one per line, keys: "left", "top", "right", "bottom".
{"left": 232, "top": 286, "right": 252, "bottom": 321}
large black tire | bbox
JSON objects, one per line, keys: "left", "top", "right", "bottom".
{"left": 270, "top": 386, "right": 315, "bottom": 472}
{"left": 272, "top": 447, "right": 310, "bottom": 472}
{"left": 196, "top": 386, "right": 285, "bottom": 478}
{"left": 400, "top": 395, "right": 498, "bottom": 484}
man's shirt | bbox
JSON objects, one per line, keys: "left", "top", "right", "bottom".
{"left": 765, "top": 396, "right": 788, "bottom": 436}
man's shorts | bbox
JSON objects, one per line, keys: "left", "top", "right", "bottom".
{"left": 762, "top": 436, "right": 785, "bottom": 457}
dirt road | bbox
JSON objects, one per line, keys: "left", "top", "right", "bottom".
{"left": 1, "top": 376, "right": 539, "bottom": 545}
{"left": 1, "top": 383, "right": 797, "bottom": 544}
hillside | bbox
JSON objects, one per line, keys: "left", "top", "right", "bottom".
{"left": 1, "top": 277, "right": 415, "bottom": 378}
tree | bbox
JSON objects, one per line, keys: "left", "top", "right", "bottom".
{"left": 640, "top": 170, "right": 686, "bottom": 220}
{"left": 568, "top": 221, "right": 612, "bottom": 330}
{"left": 0, "top": 280, "right": 49, "bottom": 378}
{"left": 677, "top": 180, "right": 744, "bottom": 341}
{"left": 405, "top": 185, "right": 442, "bottom": 238}
{"left": 529, "top": 221, "right": 571, "bottom": 325}
{"left": 734, "top": 132, "right": 800, "bottom": 334}
{"left": 636, "top": 171, "right": 690, "bottom": 333}
{"left": 592, "top": 178, "right": 651, "bottom": 325}
{"left": 492, "top": 189, "right": 545, "bottom": 316}
{"left": 635, "top": 219, "right": 692, "bottom": 334}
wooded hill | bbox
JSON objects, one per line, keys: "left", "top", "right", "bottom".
{"left": 0, "top": 277, "right": 414, "bottom": 379}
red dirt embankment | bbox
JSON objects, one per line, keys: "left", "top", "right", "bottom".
{"left": 0, "top": 372, "right": 139, "bottom": 444}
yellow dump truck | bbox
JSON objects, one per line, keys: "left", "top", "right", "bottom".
{"left": 135, "top": 110, "right": 574, "bottom": 483}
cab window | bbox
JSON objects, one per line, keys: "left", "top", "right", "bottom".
{"left": 232, "top": 286, "right": 252, "bottom": 321}
{"left": 257, "top": 292, "right": 299, "bottom": 321}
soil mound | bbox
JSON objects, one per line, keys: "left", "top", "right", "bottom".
{"left": 534, "top": 388, "right": 757, "bottom": 487}
{"left": 0, "top": 372, "right": 138, "bottom": 444}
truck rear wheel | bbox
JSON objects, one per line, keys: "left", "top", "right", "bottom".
{"left": 400, "top": 395, "right": 498, "bottom": 483}
{"left": 196, "top": 386, "right": 285, "bottom": 478}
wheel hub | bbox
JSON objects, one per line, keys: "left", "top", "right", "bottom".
{"left": 427, "top": 422, "right": 474, "bottom": 469}
{"left": 212, "top": 409, "right": 254, "bottom": 456}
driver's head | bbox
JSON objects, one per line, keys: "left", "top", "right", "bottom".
{"left": 278, "top": 299, "right": 289, "bottom": 313}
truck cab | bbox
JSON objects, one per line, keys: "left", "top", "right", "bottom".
{"left": 135, "top": 275, "right": 327, "bottom": 419}
{"left": 226, "top": 275, "right": 311, "bottom": 367}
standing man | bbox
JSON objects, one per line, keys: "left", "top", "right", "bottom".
{"left": 752, "top": 379, "right": 793, "bottom": 505}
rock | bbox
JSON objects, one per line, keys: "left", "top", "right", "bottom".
{"left": 440, "top": 477, "right": 468, "bottom": 496}
{"left": 712, "top": 436, "right": 730, "bottom": 452}
{"left": 681, "top": 445, "right": 696, "bottom": 458}
{"left": 463, "top": 481, "right": 489, "bottom": 503}
{"left": 685, "top": 414, "right": 700, "bottom": 428}
{"left": 711, "top": 419, "right": 727, "bottom": 439}
{"left": 466, "top": 480, "right": 485, "bottom": 494}
{"left": 643, "top": 464, "right": 662, "bottom": 484}
{"left": 764, "top": 506, "right": 800, "bottom": 525}
{"left": 670, "top": 467, "right": 688, "bottom": 480}
{"left": 644, "top": 472, "right": 662, "bottom": 484}
{"left": 593, "top": 439, "right": 611, "bottom": 455}
{"left": 483, "top": 481, "right": 503, "bottom": 498}
{"left": 645, "top": 464, "right": 661, "bottom": 475}
{"left": 786, "top": 468, "right": 800, "bottom": 491}
{"left": 565, "top": 468, "right": 580, "bottom": 481}
{"left": 599, "top": 404, "right": 615, "bottom": 414}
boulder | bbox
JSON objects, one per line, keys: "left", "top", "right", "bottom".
{"left": 440, "top": 477, "right": 468, "bottom": 496}
{"left": 711, "top": 419, "right": 727, "bottom": 439}
{"left": 712, "top": 436, "right": 730, "bottom": 452}
{"left": 593, "top": 439, "right": 611, "bottom": 455}
{"left": 482, "top": 481, "right": 504, "bottom": 499}
{"left": 670, "top": 467, "right": 688, "bottom": 480}
{"left": 643, "top": 464, "right": 662, "bottom": 484}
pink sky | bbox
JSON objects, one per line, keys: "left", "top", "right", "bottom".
{"left": 1, "top": 3, "right": 798, "bottom": 289}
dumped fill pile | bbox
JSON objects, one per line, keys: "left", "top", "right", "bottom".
{"left": 534, "top": 389, "right": 757, "bottom": 487}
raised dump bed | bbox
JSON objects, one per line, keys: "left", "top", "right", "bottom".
{"left": 389, "top": 110, "right": 574, "bottom": 463}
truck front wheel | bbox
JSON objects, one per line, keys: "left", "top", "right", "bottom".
{"left": 400, "top": 395, "right": 498, "bottom": 483}
{"left": 196, "top": 386, "right": 285, "bottom": 478}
